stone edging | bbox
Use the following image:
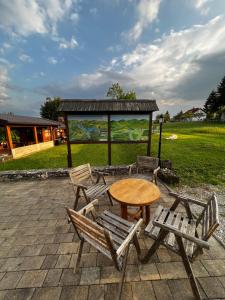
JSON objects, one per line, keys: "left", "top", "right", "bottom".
{"left": 0, "top": 165, "right": 131, "bottom": 181}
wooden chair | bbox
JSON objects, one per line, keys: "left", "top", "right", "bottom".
{"left": 128, "top": 156, "right": 160, "bottom": 184}
{"left": 141, "top": 192, "right": 219, "bottom": 300}
{"left": 66, "top": 199, "right": 143, "bottom": 300}
{"left": 69, "top": 163, "right": 113, "bottom": 209}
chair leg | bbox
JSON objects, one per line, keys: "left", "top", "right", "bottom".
{"left": 140, "top": 229, "right": 169, "bottom": 263}
{"left": 107, "top": 190, "right": 114, "bottom": 206}
{"left": 74, "top": 238, "right": 84, "bottom": 273}
{"left": 74, "top": 187, "right": 81, "bottom": 210}
{"left": 133, "top": 233, "right": 141, "bottom": 259}
{"left": 176, "top": 236, "right": 202, "bottom": 300}
{"left": 118, "top": 244, "right": 130, "bottom": 300}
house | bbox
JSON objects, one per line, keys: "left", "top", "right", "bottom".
{"left": 0, "top": 114, "right": 64, "bottom": 159}
{"left": 183, "top": 108, "right": 206, "bottom": 122}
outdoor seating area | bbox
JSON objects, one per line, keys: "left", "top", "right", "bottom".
{"left": 0, "top": 174, "right": 225, "bottom": 300}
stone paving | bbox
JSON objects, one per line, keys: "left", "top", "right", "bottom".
{"left": 0, "top": 177, "right": 225, "bottom": 300}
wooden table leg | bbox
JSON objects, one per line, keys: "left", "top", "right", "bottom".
{"left": 121, "top": 204, "right": 128, "bottom": 220}
{"left": 145, "top": 206, "right": 150, "bottom": 224}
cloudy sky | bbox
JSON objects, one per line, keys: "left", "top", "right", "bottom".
{"left": 0, "top": 0, "right": 225, "bottom": 117}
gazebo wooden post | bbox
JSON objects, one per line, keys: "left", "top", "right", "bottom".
{"left": 147, "top": 113, "right": 152, "bottom": 156}
{"left": 5, "top": 125, "right": 13, "bottom": 151}
{"left": 107, "top": 114, "right": 111, "bottom": 165}
{"left": 42, "top": 128, "right": 46, "bottom": 142}
{"left": 65, "top": 114, "right": 72, "bottom": 168}
{"left": 33, "top": 127, "right": 38, "bottom": 144}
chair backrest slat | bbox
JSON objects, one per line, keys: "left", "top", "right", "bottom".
{"left": 69, "top": 163, "right": 92, "bottom": 184}
{"left": 137, "top": 156, "right": 159, "bottom": 171}
{"left": 200, "top": 193, "right": 219, "bottom": 240}
{"left": 67, "top": 208, "right": 110, "bottom": 251}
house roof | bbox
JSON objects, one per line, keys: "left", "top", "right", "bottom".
{"left": 59, "top": 99, "right": 159, "bottom": 114}
{"left": 184, "top": 107, "right": 205, "bottom": 114}
{"left": 0, "top": 114, "right": 62, "bottom": 127}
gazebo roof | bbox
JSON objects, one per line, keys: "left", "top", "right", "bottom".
{"left": 60, "top": 99, "right": 159, "bottom": 113}
{"left": 0, "top": 114, "right": 61, "bottom": 127}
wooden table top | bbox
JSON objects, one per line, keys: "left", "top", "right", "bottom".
{"left": 109, "top": 178, "right": 160, "bottom": 206}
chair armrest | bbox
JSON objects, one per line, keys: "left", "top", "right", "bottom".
{"left": 78, "top": 199, "right": 98, "bottom": 215}
{"left": 94, "top": 171, "right": 108, "bottom": 184}
{"left": 153, "top": 166, "right": 160, "bottom": 175}
{"left": 116, "top": 218, "right": 143, "bottom": 256}
{"left": 153, "top": 220, "right": 210, "bottom": 249}
{"left": 128, "top": 162, "right": 136, "bottom": 176}
{"left": 169, "top": 192, "right": 207, "bottom": 207}
{"left": 72, "top": 182, "right": 88, "bottom": 190}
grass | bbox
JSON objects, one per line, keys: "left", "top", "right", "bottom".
{"left": 0, "top": 122, "right": 224, "bottom": 186}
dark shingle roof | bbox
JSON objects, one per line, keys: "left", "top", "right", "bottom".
{"left": 0, "top": 114, "right": 61, "bottom": 126}
{"left": 60, "top": 99, "right": 159, "bottom": 113}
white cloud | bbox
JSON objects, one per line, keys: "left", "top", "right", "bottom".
{"left": 48, "top": 57, "right": 58, "bottom": 64}
{"left": 70, "top": 12, "right": 79, "bottom": 23}
{"left": 124, "top": 0, "right": 161, "bottom": 41}
{"left": 193, "top": 0, "right": 212, "bottom": 15}
{"left": 59, "top": 36, "right": 78, "bottom": 49}
{"left": 0, "top": 67, "right": 9, "bottom": 103}
{"left": 43, "top": 15, "right": 225, "bottom": 114}
{"left": 19, "top": 54, "right": 32, "bottom": 63}
{"left": 0, "top": 42, "right": 11, "bottom": 54}
{"left": 0, "top": 0, "right": 77, "bottom": 37}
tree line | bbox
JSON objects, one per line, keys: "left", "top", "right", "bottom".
{"left": 40, "top": 78, "right": 225, "bottom": 122}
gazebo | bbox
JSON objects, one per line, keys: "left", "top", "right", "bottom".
{"left": 60, "top": 99, "right": 159, "bottom": 167}
{"left": 0, "top": 114, "right": 63, "bottom": 159}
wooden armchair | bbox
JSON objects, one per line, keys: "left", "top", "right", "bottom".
{"left": 66, "top": 200, "right": 143, "bottom": 300}
{"left": 142, "top": 192, "right": 219, "bottom": 300}
{"left": 128, "top": 156, "right": 160, "bottom": 184}
{"left": 69, "top": 163, "right": 113, "bottom": 210}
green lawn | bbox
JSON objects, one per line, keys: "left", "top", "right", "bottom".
{"left": 0, "top": 122, "right": 224, "bottom": 186}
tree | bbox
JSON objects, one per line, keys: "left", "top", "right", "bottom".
{"left": 163, "top": 111, "right": 170, "bottom": 122}
{"left": 107, "top": 83, "right": 136, "bottom": 100}
{"left": 204, "top": 90, "right": 218, "bottom": 114}
{"left": 204, "top": 75, "right": 225, "bottom": 118}
{"left": 40, "top": 97, "right": 61, "bottom": 121}
{"left": 173, "top": 110, "right": 183, "bottom": 121}
{"left": 217, "top": 76, "right": 225, "bottom": 108}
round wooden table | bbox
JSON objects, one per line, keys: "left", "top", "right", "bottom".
{"left": 109, "top": 178, "right": 160, "bottom": 224}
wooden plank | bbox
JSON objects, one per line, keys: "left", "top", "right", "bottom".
{"left": 167, "top": 212, "right": 182, "bottom": 247}
{"left": 100, "top": 213, "right": 132, "bottom": 233}
{"left": 151, "top": 208, "right": 169, "bottom": 237}
{"left": 96, "top": 218, "right": 124, "bottom": 245}
{"left": 145, "top": 205, "right": 163, "bottom": 234}
{"left": 185, "top": 220, "right": 196, "bottom": 257}
{"left": 104, "top": 210, "right": 133, "bottom": 227}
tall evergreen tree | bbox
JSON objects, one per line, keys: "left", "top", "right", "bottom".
{"left": 204, "top": 90, "right": 218, "bottom": 114}
{"left": 217, "top": 76, "right": 225, "bottom": 107}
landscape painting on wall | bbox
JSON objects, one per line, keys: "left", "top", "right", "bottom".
{"left": 68, "top": 115, "right": 108, "bottom": 141}
{"left": 68, "top": 114, "right": 149, "bottom": 142}
{"left": 111, "top": 115, "right": 149, "bottom": 141}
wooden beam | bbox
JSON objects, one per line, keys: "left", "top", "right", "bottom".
{"left": 108, "top": 114, "right": 111, "bottom": 165}
{"left": 147, "top": 113, "right": 152, "bottom": 156}
{"left": 6, "top": 126, "right": 13, "bottom": 151}
{"left": 64, "top": 114, "right": 72, "bottom": 168}
{"left": 33, "top": 127, "right": 38, "bottom": 144}
{"left": 42, "top": 128, "right": 46, "bottom": 142}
